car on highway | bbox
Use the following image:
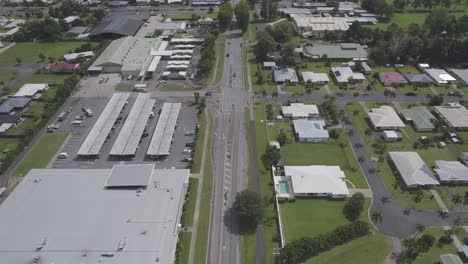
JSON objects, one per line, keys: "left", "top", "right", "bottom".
{"left": 226, "top": 53, "right": 230, "bottom": 57}
{"left": 57, "top": 110, "right": 71, "bottom": 122}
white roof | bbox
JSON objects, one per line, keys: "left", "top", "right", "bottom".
{"left": 383, "top": 130, "right": 400, "bottom": 138}
{"left": 282, "top": 103, "right": 319, "bottom": 118}
{"left": 331, "top": 67, "right": 366, "bottom": 83}
{"left": 285, "top": 166, "right": 349, "bottom": 196}
{"left": 263, "top": 61, "right": 276, "bottom": 67}
{"left": 435, "top": 104, "right": 468, "bottom": 129}
{"left": 147, "top": 103, "right": 181, "bottom": 156}
{"left": 170, "top": 38, "right": 204, "bottom": 44}
{"left": 368, "top": 105, "right": 405, "bottom": 129}
{"left": 292, "top": 15, "right": 349, "bottom": 32}
{"left": 389, "top": 152, "right": 439, "bottom": 187}
{"left": 63, "top": 15, "right": 79, "bottom": 23}
{"left": 64, "top": 51, "right": 94, "bottom": 61}
{"left": 434, "top": 160, "right": 468, "bottom": 182}
{"left": 301, "top": 72, "right": 329, "bottom": 83}
{"left": 0, "top": 123, "right": 13, "bottom": 133}
{"left": 14, "top": 83, "right": 48, "bottom": 97}
{"left": 425, "top": 68, "right": 456, "bottom": 84}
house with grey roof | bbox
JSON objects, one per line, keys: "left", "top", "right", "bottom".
{"left": 434, "top": 103, "right": 468, "bottom": 130}
{"left": 368, "top": 105, "right": 405, "bottom": 130}
{"left": 0, "top": 97, "right": 32, "bottom": 114}
{"left": 301, "top": 71, "right": 329, "bottom": 84}
{"left": 89, "top": 15, "right": 144, "bottom": 39}
{"left": 293, "top": 119, "right": 329, "bottom": 142}
{"left": 434, "top": 160, "right": 468, "bottom": 184}
{"left": 450, "top": 69, "right": 468, "bottom": 86}
{"left": 460, "top": 152, "right": 468, "bottom": 166}
{"left": 388, "top": 152, "right": 439, "bottom": 188}
{"left": 302, "top": 42, "right": 368, "bottom": 60}
{"left": 404, "top": 73, "right": 433, "bottom": 85}
{"left": 274, "top": 68, "right": 299, "bottom": 85}
{"left": 401, "top": 106, "right": 436, "bottom": 131}
{"left": 424, "top": 68, "right": 456, "bottom": 85}
{"left": 66, "top": 26, "right": 88, "bottom": 36}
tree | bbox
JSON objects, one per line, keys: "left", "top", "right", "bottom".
{"left": 343, "top": 193, "right": 365, "bottom": 221}
{"left": 15, "top": 57, "right": 22, "bottom": 65}
{"left": 218, "top": 3, "right": 233, "bottom": 30}
{"left": 254, "top": 31, "right": 276, "bottom": 61}
{"left": 277, "top": 131, "right": 287, "bottom": 145}
{"left": 451, "top": 193, "right": 463, "bottom": 209}
{"left": 428, "top": 95, "right": 444, "bottom": 106}
{"left": 416, "top": 224, "right": 425, "bottom": 234}
{"left": 424, "top": 9, "right": 457, "bottom": 36}
{"left": 233, "top": 190, "right": 264, "bottom": 227}
{"left": 280, "top": 43, "right": 296, "bottom": 65}
{"left": 393, "top": 0, "right": 406, "bottom": 9}
{"left": 371, "top": 211, "right": 383, "bottom": 223}
{"left": 262, "top": 145, "right": 280, "bottom": 167}
{"left": 271, "top": 21, "right": 294, "bottom": 42}
{"left": 38, "top": 52, "right": 45, "bottom": 61}
{"left": 234, "top": 0, "right": 250, "bottom": 32}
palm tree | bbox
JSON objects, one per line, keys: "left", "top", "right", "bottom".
{"left": 371, "top": 212, "right": 383, "bottom": 223}
{"left": 416, "top": 224, "right": 425, "bottom": 234}
{"left": 451, "top": 193, "right": 463, "bottom": 210}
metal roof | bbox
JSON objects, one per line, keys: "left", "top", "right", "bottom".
{"left": 368, "top": 105, "right": 405, "bottom": 129}
{"left": 434, "top": 160, "right": 468, "bottom": 183}
{"left": 285, "top": 166, "right": 349, "bottom": 196}
{"left": 89, "top": 15, "right": 144, "bottom": 37}
{"left": 434, "top": 104, "right": 468, "bottom": 129}
{"left": 14, "top": 84, "right": 48, "bottom": 97}
{"left": 0, "top": 166, "right": 189, "bottom": 264}
{"left": 147, "top": 103, "right": 181, "bottom": 156}
{"left": 77, "top": 93, "right": 130, "bottom": 157}
{"left": 293, "top": 119, "right": 329, "bottom": 140}
{"left": 450, "top": 69, "right": 468, "bottom": 84}
{"left": 401, "top": 106, "right": 435, "bottom": 131}
{"left": 303, "top": 42, "right": 368, "bottom": 60}
{"left": 389, "top": 152, "right": 439, "bottom": 187}
{"left": 0, "top": 97, "right": 31, "bottom": 113}
{"left": 110, "top": 94, "right": 155, "bottom": 156}
{"left": 105, "top": 164, "right": 155, "bottom": 187}
{"left": 274, "top": 68, "right": 299, "bottom": 83}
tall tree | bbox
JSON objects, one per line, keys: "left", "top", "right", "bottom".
{"left": 233, "top": 190, "right": 264, "bottom": 227}
{"left": 218, "top": 3, "right": 233, "bottom": 30}
{"left": 235, "top": 0, "right": 250, "bottom": 32}
{"left": 280, "top": 43, "right": 296, "bottom": 65}
{"left": 343, "top": 193, "right": 365, "bottom": 221}
{"left": 254, "top": 31, "right": 276, "bottom": 61}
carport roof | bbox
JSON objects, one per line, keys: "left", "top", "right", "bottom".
{"left": 147, "top": 103, "right": 181, "bottom": 156}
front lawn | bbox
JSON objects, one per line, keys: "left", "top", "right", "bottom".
{"left": 0, "top": 42, "right": 89, "bottom": 65}
{"left": 12, "top": 132, "right": 68, "bottom": 177}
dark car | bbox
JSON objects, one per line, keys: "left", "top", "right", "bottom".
{"left": 405, "top": 92, "right": 417, "bottom": 96}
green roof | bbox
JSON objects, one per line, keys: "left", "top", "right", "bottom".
{"left": 401, "top": 106, "right": 436, "bottom": 131}
{"left": 303, "top": 43, "right": 368, "bottom": 60}
{"left": 440, "top": 254, "right": 463, "bottom": 264}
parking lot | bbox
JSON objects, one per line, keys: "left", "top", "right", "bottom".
{"left": 52, "top": 93, "right": 199, "bottom": 170}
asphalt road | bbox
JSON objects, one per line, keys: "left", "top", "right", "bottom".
{"left": 208, "top": 25, "right": 249, "bottom": 264}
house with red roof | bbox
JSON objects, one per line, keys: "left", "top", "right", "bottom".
{"left": 379, "top": 72, "right": 408, "bottom": 86}
{"left": 50, "top": 62, "right": 81, "bottom": 72}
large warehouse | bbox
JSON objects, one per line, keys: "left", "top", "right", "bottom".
{"left": 0, "top": 165, "right": 189, "bottom": 264}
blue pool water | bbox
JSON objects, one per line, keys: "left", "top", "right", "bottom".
{"left": 279, "top": 181, "right": 289, "bottom": 194}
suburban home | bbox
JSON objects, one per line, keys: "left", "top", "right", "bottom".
{"left": 368, "top": 105, "right": 406, "bottom": 130}
{"left": 293, "top": 119, "right": 329, "bottom": 142}
{"left": 50, "top": 62, "right": 81, "bottom": 72}
{"left": 263, "top": 61, "right": 276, "bottom": 70}
{"left": 331, "top": 67, "right": 366, "bottom": 83}
{"left": 404, "top": 73, "right": 433, "bottom": 85}
{"left": 434, "top": 160, "right": 468, "bottom": 184}
{"left": 450, "top": 69, "right": 468, "bottom": 86}
{"left": 13, "top": 84, "right": 49, "bottom": 98}
{"left": 434, "top": 103, "right": 468, "bottom": 130}
{"left": 378, "top": 72, "right": 408, "bottom": 86}
{"left": 0, "top": 115, "right": 20, "bottom": 133}
{"left": 273, "top": 68, "right": 299, "bottom": 85}
{"left": 388, "top": 152, "right": 439, "bottom": 188}
{"left": 460, "top": 152, "right": 468, "bottom": 166}
{"left": 0, "top": 97, "right": 32, "bottom": 114}
{"left": 301, "top": 71, "right": 329, "bottom": 84}
{"left": 424, "top": 68, "right": 456, "bottom": 85}
{"left": 281, "top": 103, "right": 319, "bottom": 119}
{"left": 400, "top": 106, "right": 436, "bottom": 132}
{"left": 272, "top": 165, "right": 349, "bottom": 199}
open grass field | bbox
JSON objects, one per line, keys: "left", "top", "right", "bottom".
{"left": 193, "top": 110, "right": 213, "bottom": 264}
{"left": 280, "top": 138, "right": 368, "bottom": 188}
{"left": 191, "top": 110, "right": 207, "bottom": 173}
{"left": 12, "top": 132, "right": 68, "bottom": 177}
{"left": 182, "top": 178, "right": 199, "bottom": 227}
{"left": 21, "top": 102, "right": 45, "bottom": 117}
{"left": 0, "top": 42, "right": 88, "bottom": 65}
{"left": 176, "top": 232, "right": 192, "bottom": 264}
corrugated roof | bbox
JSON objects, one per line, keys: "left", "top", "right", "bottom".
{"left": 401, "top": 106, "right": 435, "bottom": 131}
{"left": 89, "top": 15, "right": 144, "bottom": 37}
{"left": 303, "top": 42, "right": 368, "bottom": 60}
{"left": 389, "top": 152, "right": 439, "bottom": 187}
{"left": 293, "top": 119, "right": 329, "bottom": 139}
{"left": 147, "top": 103, "right": 181, "bottom": 156}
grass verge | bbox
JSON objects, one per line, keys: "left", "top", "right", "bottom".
{"left": 192, "top": 109, "right": 207, "bottom": 173}
{"left": 176, "top": 231, "right": 192, "bottom": 264}
{"left": 182, "top": 178, "right": 199, "bottom": 227}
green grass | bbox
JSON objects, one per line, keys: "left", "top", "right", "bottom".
{"left": 167, "top": 13, "right": 218, "bottom": 20}
{"left": 0, "top": 69, "right": 17, "bottom": 91}
{"left": 0, "top": 138, "right": 22, "bottom": 159}
{"left": 205, "top": 33, "right": 226, "bottom": 87}
{"left": 7, "top": 118, "right": 37, "bottom": 136}
{"left": 12, "top": 132, "right": 68, "bottom": 177}
{"left": 193, "top": 110, "right": 213, "bottom": 264}
{"left": 0, "top": 42, "right": 88, "bottom": 65}
{"left": 280, "top": 139, "right": 368, "bottom": 188}
{"left": 21, "top": 102, "right": 45, "bottom": 117}
{"left": 192, "top": 110, "right": 207, "bottom": 173}
{"left": 182, "top": 178, "right": 199, "bottom": 227}
{"left": 410, "top": 228, "right": 458, "bottom": 264}
{"left": 176, "top": 232, "right": 192, "bottom": 264}
{"left": 368, "top": 13, "right": 428, "bottom": 29}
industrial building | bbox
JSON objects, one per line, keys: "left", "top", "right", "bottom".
{"left": 88, "top": 15, "right": 145, "bottom": 39}
{"left": 434, "top": 103, "right": 468, "bottom": 130}
{"left": 434, "top": 160, "right": 468, "bottom": 184}
{"left": 89, "top": 36, "right": 157, "bottom": 76}
{"left": 368, "top": 105, "right": 406, "bottom": 131}
{"left": 77, "top": 93, "right": 131, "bottom": 158}
{"left": 401, "top": 106, "right": 436, "bottom": 132}
{"left": 282, "top": 103, "right": 319, "bottom": 119}
{"left": 110, "top": 94, "right": 156, "bottom": 158}
{"left": 291, "top": 15, "right": 349, "bottom": 38}
{"left": 147, "top": 103, "right": 181, "bottom": 157}
{"left": 0, "top": 165, "right": 189, "bottom": 264}
{"left": 293, "top": 119, "right": 329, "bottom": 142}
{"left": 388, "top": 152, "right": 439, "bottom": 188}
{"left": 302, "top": 42, "right": 368, "bottom": 60}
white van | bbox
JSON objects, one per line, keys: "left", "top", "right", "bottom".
{"left": 58, "top": 152, "right": 68, "bottom": 159}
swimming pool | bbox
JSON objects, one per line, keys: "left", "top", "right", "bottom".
{"left": 278, "top": 181, "right": 289, "bottom": 194}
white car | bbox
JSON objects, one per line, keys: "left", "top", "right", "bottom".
{"left": 71, "top": 120, "right": 82, "bottom": 126}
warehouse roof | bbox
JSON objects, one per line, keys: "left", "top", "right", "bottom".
{"left": 293, "top": 119, "right": 329, "bottom": 139}
{"left": 0, "top": 97, "right": 31, "bottom": 114}
{"left": 282, "top": 103, "right": 319, "bottom": 118}
{"left": 13, "top": 83, "right": 48, "bottom": 97}
{"left": 78, "top": 93, "right": 130, "bottom": 157}
{"left": 434, "top": 160, "right": 468, "bottom": 183}
{"left": 0, "top": 166, "right": 189, "bottom": 264}
{"left": 389, "top": 152, "right": 439, "bottom": 187}
{"left": 110, "top": 94, "right": 155, "bottom": 156}
{"left": 147, "top": 103, "right": 181, "bottom": 156}
{"left": 292, "top": 15, "right": 349, "bottom": 32}
{"left": 303, "top": 42, "right": 367, "bottom": 60}
{"left": 105, "top": 164, "right": 155, "bottom": 187}
{"left": 368, "top": 105, "right": 405, "bottom": 129}
{"left": 285, "top": 166, "right": 349, "bottom": 196}
{"left": 434, "top": 103, "right": 468, "bottom": 129}
{"left": 401, "top": 106, "right": 436, "bottom": 131}
{"left": 89, "top": 15, "right": 144, "bottom": 37}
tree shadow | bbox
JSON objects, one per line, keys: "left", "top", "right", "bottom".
{"left": 223, "top": 205, "right": 257, "bottom": 235}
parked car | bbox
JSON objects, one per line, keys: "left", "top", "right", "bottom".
{"left": 75, "top": 115, "right": 84, "bottom": 120}
{"left": 71, "top": 120, "right": 82, "bottom": 126}
{"left": 58, "top": 152, "right": 68, "bottom": 159}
